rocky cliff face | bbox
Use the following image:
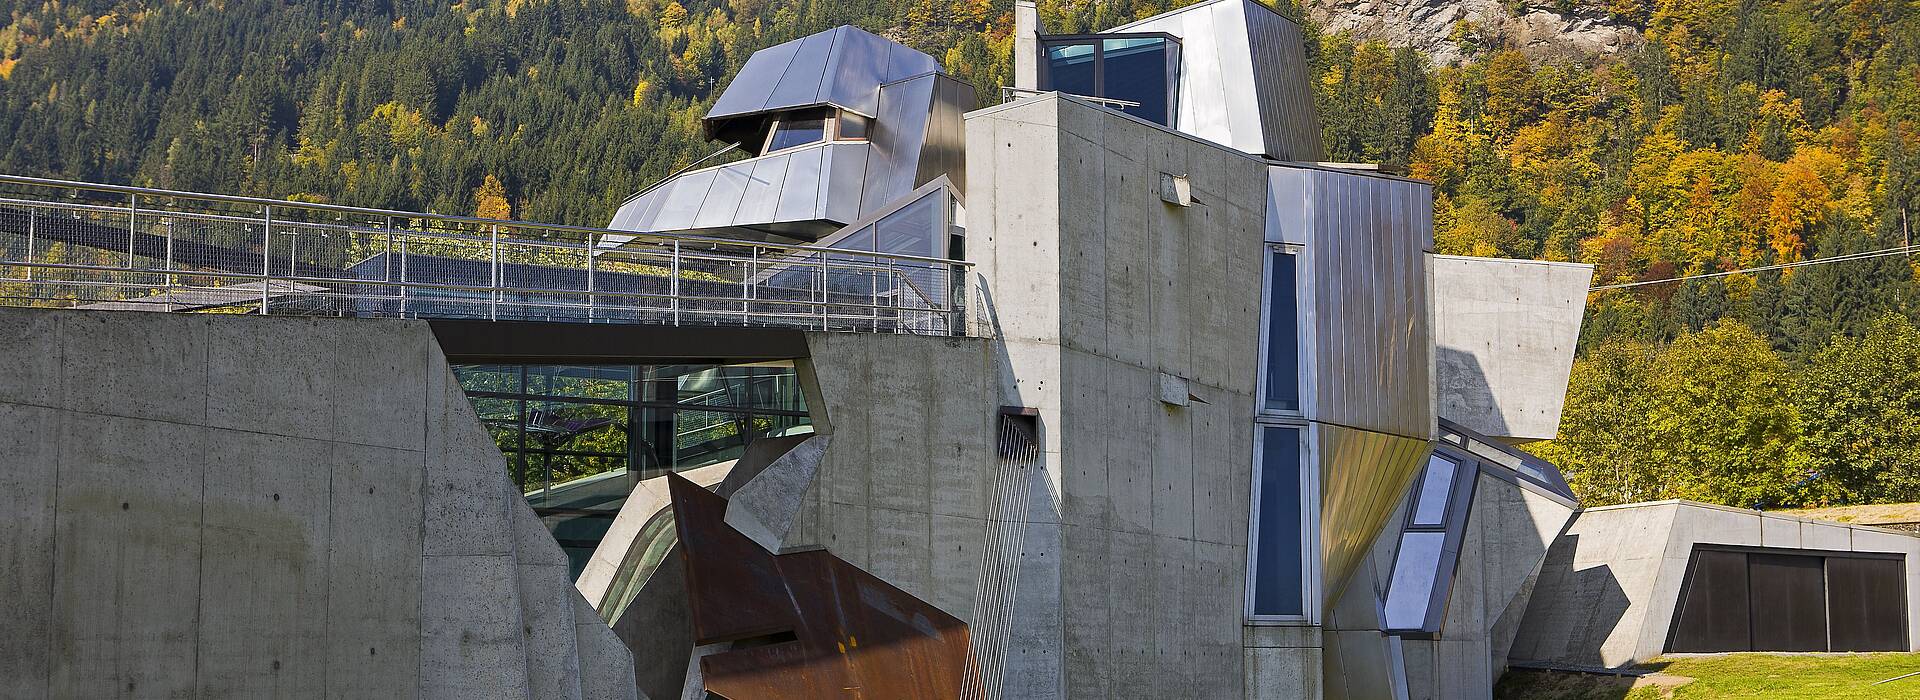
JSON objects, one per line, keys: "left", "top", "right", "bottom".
{"left": 1308, "top": 0, "right": 1641, "bottom": 64}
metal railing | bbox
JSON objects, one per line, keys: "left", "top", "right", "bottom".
{"left": 0, "top": 174, "right": 973, "bottom": 335}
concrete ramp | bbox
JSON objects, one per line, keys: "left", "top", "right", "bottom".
{"left": 0, "top": 307, "right": 637, "bottom": 699}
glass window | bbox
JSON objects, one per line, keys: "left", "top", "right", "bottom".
{"left": 1101, "top": 37, "right": 1171, "bottom": 124}
{"left": 767, "top": 117, "right": 826, "bottom": 152}
{"left": 1383, "top": 531, "right": 1446, "bottom": 630}
{"left": 1250, "top": 427, "right": 1306, "bottom": 617}
{"left": 1038, "top": 35, "right": 1179, "bottom": 126}
{"left": 1043, "top": 42, "right": 1097, "bottom": 97}
{"left": 1263, "top": 250, "right": 1300, "bottom": 412}
{"left": 1409, "top": 455, "right": 1457, "bottom": 527}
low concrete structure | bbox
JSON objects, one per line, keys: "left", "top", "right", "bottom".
{"left": 1511, "top": 500, "right": 1920, "bottom": 668}
{"left": 0, "top": 307, "right": 635, "bottom": 699}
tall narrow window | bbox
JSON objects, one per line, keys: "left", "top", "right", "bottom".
{"left": 1249, "top": 427, "right": 1306, "bottom": 618}
{"left": 1263, "top": 248, "right": 1300, "bottom": 411}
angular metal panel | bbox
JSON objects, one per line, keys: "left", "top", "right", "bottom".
{"left": 918, "top": 75, "right": 977, "bottom": 197}
{"left": 1273, "top": 165, "right": 1433, "bottom": 441}
{"left": 863, "top": 75, "right": 935, "bottom": 218}
{"left": 774, "top": 145, "right": 827, "bottom": 224}
{"left": 734, "top": 154, "right": 790, "bottom": 224}
{"left": 651, "top": 169, "right": 718, "bottom": 232}
{"left": 707, "top": 26, "right": 939, "bottom": 127}
{"left": 821, "top": 143, "right": 868, "bottom": 224}
{"left": 1241, "top": 0, "right": 1325, "bottom": 161}
{"left": 1318, "top": 422, "right": 1429, "bottom": 608}
{"left": 708, "top": 36, "right": 804, "bottom": 118}
{"left": 760, "top": 31, "right": 840, "bottom": 117}
{"left": 691, "top": 162, "right": 754, "bottom": 230}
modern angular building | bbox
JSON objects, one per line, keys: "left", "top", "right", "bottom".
{"left": 3, "top": 2, "right": 1919, "bottom": 699}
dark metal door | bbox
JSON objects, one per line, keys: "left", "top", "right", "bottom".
{"left": 1828, "top": 556, "right": 1908, "bottom": 652}
{"left": 1669, "top": 549, "right": 1752, "bottom": 652}
{"left": 1749, "top": 553, "right": 1829, "bottom": 652}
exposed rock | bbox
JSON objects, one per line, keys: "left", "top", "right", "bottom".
{"left": 1308, "top": 0, "right": 1641, "bottom": 65}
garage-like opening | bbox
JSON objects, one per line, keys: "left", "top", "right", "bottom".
{"left": 1666, "top": 544, "right": 1907, "bottom": 653}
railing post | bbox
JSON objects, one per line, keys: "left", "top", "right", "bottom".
{"left": 399, "top": 235, "right": 409, "bottom": 318}
{"left": 261, "top": 205, "right": 272, "bottom": 315}
{"left": 490, "top": 224, "right": 500, "bottom": 321}
{"left": 586, "top": 235, "right": 597, "bottom": 322}
{"left": 670, "top": 240, "right": 681, "bottom": 326}
{"left": 126, "top": 193, "right": 138, "bottom": 269}
{"left": 24, "top": 209, "right": 33, "bottom": 281}
{"left": 743, "top": 246, "right": 754, "bottom": 326}
{"left": 818, "top": 253, "right": 830, "bottom": 331}
{"left": 164, "top": 218, "right": 175, "bottom": 310}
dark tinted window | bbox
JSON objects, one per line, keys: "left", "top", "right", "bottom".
{"left": 1251, "top": 427, "right": 1305, "bottom": 616}
{"left": 1264, "top": 250, "right": 1299, "bottom": 411}
{"left": 1043, "top": 43, "right": 1097, "bottom": 97}
{"left": 1102, "top": 37, "right": 1171, "bottom": 124}
{"left": 1038, "top": 35, "right": 1178, "bottom": 126}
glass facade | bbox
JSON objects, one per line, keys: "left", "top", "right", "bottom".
{"left": 767, "top": 116, "right": 827, "bottom": 152}
{"left": 1038, "top": 34, "right": 1181, "bottom": 126}
{"left": 1249, "top": 244, "right": 1310, "bottom": 622}
{"left": 455, "top": 362, "right": 812, "bottom": 578}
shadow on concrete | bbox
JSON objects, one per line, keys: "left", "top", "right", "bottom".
{"left": 1510, "top": 533, "right": 1633, "bottom": 669}
{"left": 1436, "top": 346, "right": 1509, "bottom": 439}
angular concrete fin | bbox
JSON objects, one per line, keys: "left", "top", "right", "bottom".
{"left": 574, "top": 594, "right": 643, "bottom": 700}
{"left": 722, "top": 434, "right": 831, "bottom": 554}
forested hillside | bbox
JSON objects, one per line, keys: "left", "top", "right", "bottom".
{"left": 3, "top": 0, "right": 1919, "bottom": 510}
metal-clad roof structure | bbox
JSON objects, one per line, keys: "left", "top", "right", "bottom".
{"left": 1105, "top": 0, "right": 1325, "bottom": 161}
{"left": 706, "top": 26, "right": 940, "bottom": 129}
{"left": 612, "top": 64, "right": 972, "bottom": 241}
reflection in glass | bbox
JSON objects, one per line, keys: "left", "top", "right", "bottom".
{"left": 1251, "top": 427, "right": 1305, "bottom": 617}
{"left": 1409, "top": 455, "right": 1457, "bottom": 527}
{"left": 1044, "top": 43, "right": 1097, "bottom": 97}
{"left": 768, "top": 118, "right": 827, "bottom": 152}
{"left": 1384, "top": 532, "right": 1446, "bottom": 630}
{"left": 455, "top": 362, "right": 813, "bottom": 578}
{"left": 1101, "top": 37, "right": 1171, "bottom": 124}
{"left": 1264, "top": 251, "right": 1300, "bottom": 411}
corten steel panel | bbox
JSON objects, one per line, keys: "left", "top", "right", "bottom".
{"left": 1749, "top": 553, "right": 1829, "bottom": 652}
{"left": 1667, "top": 549, "right": 1752, "bottom": 653}
{"left": 705, "top": 26, "right": 939, "bottom": 130}
{"left": 1828, "top": 556, "right": 1908, "bottom": 652}
{"left": 667, "top": 474, "right": 971, "bottom": 699}
{"left": 1318, "top": 423, "right": 1431, "bottom": 606}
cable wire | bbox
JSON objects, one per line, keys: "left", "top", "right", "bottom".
{"left": 1590, "top": 244, "right": 1920, "bottom": 291}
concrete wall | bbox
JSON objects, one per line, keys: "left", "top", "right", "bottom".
{"left": 0, "top": 307, "right": 634, "bottom": 699}
{"left": 965, "top": 93, "right": 1267, "bottom": 699}
{"left": 1510, "top": 500, "right": 1920, "bottom": 668}
{"left": 1430, "top": 256, "right": 1591, "bottom": 442}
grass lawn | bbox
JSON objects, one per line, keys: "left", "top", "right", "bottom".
{"left": 1495, "top": 653, "right": 1920, "bottom": 699}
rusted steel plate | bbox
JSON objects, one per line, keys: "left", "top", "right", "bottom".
{"left": 667, "top": 473, "right": 971, "bottom": 698}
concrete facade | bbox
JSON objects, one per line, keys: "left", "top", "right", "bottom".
{"left": 1511, "top": 500, "right": 1920, "bottom": 668}
{"left": 966, "top": 93, "right": 1267, "bottom": 699}
{"left": 0, "top": 307, "right": 635, "bottom": 700}
{"left": 1430, "top": 256, "right": 1592, "bottom": 442}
